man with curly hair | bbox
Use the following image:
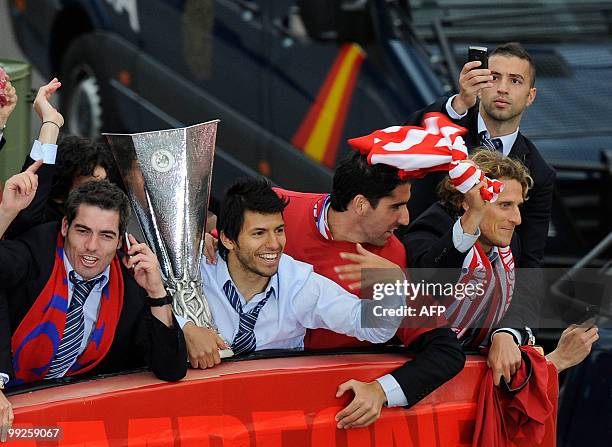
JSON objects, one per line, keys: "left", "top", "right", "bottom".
{"left": 404, "top": 149, "right": 536, "bottom": 386}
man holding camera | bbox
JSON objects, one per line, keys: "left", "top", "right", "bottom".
{"left": 401, "top": 42, "right": 555, "bottom": 270}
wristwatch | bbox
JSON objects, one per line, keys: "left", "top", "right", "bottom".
{"left": 0, "top": 379, "right": 5, "bottom": 390}
{"left": 145, "top": 293, "right": 173, "bottom": 307}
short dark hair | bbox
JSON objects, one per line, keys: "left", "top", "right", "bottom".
{"left": 64, "top": 180, "right": 131, "bottom": 235}
{"left": 330, "top": 151, "right": 409, "bottom": 211}
{"left": 217, "top": 177, "right": 289, "bottom": 260}
{"left": 491, "top": 42, "right": 536, "bottom": 87}
{"left": 438, "top": 149, "right": 533, "bottom": 215}
{"left": 51, "top": 136, "right": 115, "bottom": 202}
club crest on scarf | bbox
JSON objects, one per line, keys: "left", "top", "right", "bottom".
{"left": 348, "top": 113, "right": 505, "bottom": 202}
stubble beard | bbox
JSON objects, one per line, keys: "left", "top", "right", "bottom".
{"left": 236, "top": 249, "right": 277, "bottom": 279}
{"left": 481, "top": 100, "right": 521, "bottom": 124}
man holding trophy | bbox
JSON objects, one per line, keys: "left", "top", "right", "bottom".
{"left": 103, "top": 116, "right": 467, "bottom": 431}
{"left": 105, "top": 118, "right": 407, "bottom": 348}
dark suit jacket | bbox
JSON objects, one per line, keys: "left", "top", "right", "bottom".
{"left": 401, "top": 202, "right": 542, "bottom": 341}
{"left": 399, "top": 97, "right": 556, "bottom": 268}
{"left": 389, "top": 327, "right": 466, "bottom": 407}
{"left": 0, "top": 222, "right": 187, "bottom": 384}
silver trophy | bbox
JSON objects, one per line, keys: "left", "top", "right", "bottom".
{"left": 104, "top": 121, "right": 233, "bottom": 357}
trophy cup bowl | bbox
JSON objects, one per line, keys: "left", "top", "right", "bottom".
{"left": 104, "top": 120, "right": 233, "bottom": 358}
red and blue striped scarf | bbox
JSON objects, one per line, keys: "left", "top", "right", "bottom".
{"left": 10, "top": 233, "right": 124, "bottom": 386}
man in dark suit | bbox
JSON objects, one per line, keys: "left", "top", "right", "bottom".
{"left": 404, "top": 150, "right": 539, "bottom": 387}
{"left": 0, "top": 178, "right": 186, "bottom": 435}
{"left": 400, "top": 42, "right": 555, "bottom": 269}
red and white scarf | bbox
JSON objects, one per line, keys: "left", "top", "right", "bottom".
{"left": 348, "top": 113, "right": 504, "bottom": 202}
{"left": 446, "top": 242, "right": 515, "bottom": 348}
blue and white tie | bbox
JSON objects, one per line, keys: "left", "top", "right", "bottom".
{"left": 223, "top": 281, "right": 273, "bottom": 355}
{"left": 46, "top": 272, "right": 101, "bottom": 379}
{"left": 480, "top": 131, "right": 503, "bottom": 153}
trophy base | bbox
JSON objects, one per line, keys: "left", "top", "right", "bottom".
{"left": 219, "top": 348, "right": 234, "bottom": 359}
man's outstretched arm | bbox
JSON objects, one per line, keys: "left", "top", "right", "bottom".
{"left": 335, "top": 328, "right": 465, "bottom": 429}
{"left": 6, "top": 79, "right": 63, "bottom": 238}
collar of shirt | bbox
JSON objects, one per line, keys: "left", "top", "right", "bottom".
{"left": 215, "top": 255, "right": 278, "bottom": 312}
{"left": 63, "top": 256, "right": 110, "bottom": 295}
{"left": 313, "top": 194, "right": 333, "bottom": 240}
{"left": 486, "top": 246, "right": 500, "bottom": 264}
{"left": 477, "top": 113, "right": 518, "bottom": 157}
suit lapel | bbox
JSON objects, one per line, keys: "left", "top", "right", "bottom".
{"left": 508, "top": 132, "right": 529, "bottom": 157}
{"left": 462, "top": 106, "right": 480, "bottom": 149}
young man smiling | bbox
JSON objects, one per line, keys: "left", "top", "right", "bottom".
{"left": 191, "top": 177, "right": 459, "bottom": 428}
{"left": 0, "top": 179, "right": 186, "bottom": 436}
{"left": 196, "top": 177, "right": 406, "bottom": 356}
{"left": 197, "top": 156, "right": 464, "bottom": 428}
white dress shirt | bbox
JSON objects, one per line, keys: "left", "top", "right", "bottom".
{"left": 199, "top": 254, "right": 403, "bottom": 350}
{"left": 178, "top": 254, "right": 408, "bottom": 406}
{"left": 452, "top": 217, "right": 481, "bottom": 253}
{"left": 445, "top": 95, "right": 518, "bottom": 157}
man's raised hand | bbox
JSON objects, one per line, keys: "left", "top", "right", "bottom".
{"left": 33, "top": 78, "right": 63, "bottom": 127}
{"left": 452, "top": 61, "right": 493, "bottom": 115}
{"left": 0, "top": 159, "right": 44, "bottom": 216}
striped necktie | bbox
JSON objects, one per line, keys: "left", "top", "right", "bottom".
{"left": 223, "top": 280, "right": 273, "bottom": 355}
{"left": 479, "top": 131, "right": 503, "bottom": 152}
{"left": 46, "top": 271, "right": 101, "bottom": 379}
